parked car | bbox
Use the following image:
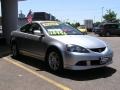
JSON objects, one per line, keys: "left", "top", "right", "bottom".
{"left": 11, "top": 21, "right": 113, "bottom": 72}
{"left": 96, "top": 23, "right": 120, "bottom": 36}
{"left": 92, "top": 26, "right": 101, "bottom": 34}
{"left": 77, "top": 26, "right": 87, "bottom": 34}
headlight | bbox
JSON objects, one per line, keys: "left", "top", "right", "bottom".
{"left": 66, "top": 44, "right": 89, "bottom": 53}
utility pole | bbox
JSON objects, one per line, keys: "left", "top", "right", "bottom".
{"left": 93, "top": 16, "right": 95, "bottom": 23}
{"left": 101, "top": 7, "right": 104, "bottom": 22}
{"left": 1, "top": 0, "right": 18, "bottom": 43}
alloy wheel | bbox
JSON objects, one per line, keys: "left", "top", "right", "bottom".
{"left": 48, "top": 51, "right": 61, "bottom": 71}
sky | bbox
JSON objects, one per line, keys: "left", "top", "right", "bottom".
{"left": 1, "top": 0, "right": 120, "bottom": 24}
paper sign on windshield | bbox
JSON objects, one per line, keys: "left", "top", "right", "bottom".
{"left": 48, "top": 29, "right": 67, "bottom": 35}
{"left": 42, "top": 22, "right": 59, "bottom": 27}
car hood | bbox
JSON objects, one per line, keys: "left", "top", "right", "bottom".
{"left": 79, "top": 29, "right": 87, "bottom": 32}
{"left": 51, "top": 35, "right": 106, "bottom": 48}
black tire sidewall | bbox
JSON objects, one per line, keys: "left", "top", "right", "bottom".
{"left": 11, "top": 43, "right": 19, "bottom": 58}
{"left": 105, "top": 32, "right": 111, "bottom": 37}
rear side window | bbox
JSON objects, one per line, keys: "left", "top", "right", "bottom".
{"left": 111, "top": 24, "right": 118, "bottom": 29}
{"left": 20, "top": 24, "right": 32, "bottom": 33}
{"left": 104, "top": 24, "right": 118, "bottom": 29}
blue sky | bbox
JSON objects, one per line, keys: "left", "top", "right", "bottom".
{"left": 1, "top": 0, "right": 120, "bottom": 24}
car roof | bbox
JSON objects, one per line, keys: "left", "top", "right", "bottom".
{"left": 98, "top": 23, "right": 119, "bottom": 27}
{"left": 102, "top": 23, "right": 119, "bottom": 25}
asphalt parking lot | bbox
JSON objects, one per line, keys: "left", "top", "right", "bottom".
{"left": 0, "top": 33, "right": 120, "bottom": 90}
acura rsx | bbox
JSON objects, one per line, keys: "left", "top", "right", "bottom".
{"left": 11, "top": 21, "right": 113, "bottom": 72}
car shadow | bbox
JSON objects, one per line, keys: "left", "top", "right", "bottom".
{"left": 55, "top": 67, "right": 116, "bottom": 81}
{"left": 98, "top": 34, "right": 120, "bottom": 37}
{"left": 12, "top": 55, "right": 47, "bottom": 71}
{"left": 12, "top": 55, "right": 116, "bottom": 81}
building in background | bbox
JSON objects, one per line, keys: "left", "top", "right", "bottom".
{"left": 84, "top": 19, "right": 93, "bottom": 32}
{"left": 0, "top": 12, "right": 57, "bottom": 28}
{"left": 33, "top": 12, "right": 56, "bottom": 21}
{"left": 18, "top": 12, "right": 57, "bottom": 26}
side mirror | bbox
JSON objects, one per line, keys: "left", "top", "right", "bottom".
{"left": 33, "top": 30, "right": 44, "bottom": 36}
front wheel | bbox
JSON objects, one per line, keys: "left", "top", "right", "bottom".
{"left": 47, "top": 49, "right": 63, "bottom": 72}
{"left": 98, "top": 33, "right": 103, "bottom": 37}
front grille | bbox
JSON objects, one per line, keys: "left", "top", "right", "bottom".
{"left": 91, "top": 60, "right": 100, "bottom": 65}
{"left": 76, "top": 61, "right": 87, "bottom": 66}
{"left": 90, "top": 47, "right": 106, "bottom": 53}
{"left": 76, "top": 60, "right": 101, "bottom": 66}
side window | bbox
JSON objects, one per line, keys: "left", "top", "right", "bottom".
{"left": 20, "top": 23, "right": 43, "bottom": 34}
{"left": 104, "top": 25, "right": 109, "bottom": 29}
{"left": 111, "top": 24, "right": 118, "bottom": 29}
{"left": 104, "top": 24, "right": 118, "bottom": 29}
{"left": 20, "top": 24, "right": 32, "bottom": 33}
{"left": 30, "top": 23, "right": 43, "bottom": 34}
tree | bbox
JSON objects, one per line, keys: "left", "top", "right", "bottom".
{"left": 66, "top": 22, "right": 71, "bottom": 25}
{"left": 70, "top": 22, "right": 80, "bottom": 28}
{"left": 103, "top": 9, "right": 119, "bottom": 23}
{"left": 74, "top": 22, "right": 80, "bottom": 27}
{"left": 65, "top": 22, "right": 80, "bottom": 28}
{"left": 93, "top": 22, "right": 101, "bottom": 27}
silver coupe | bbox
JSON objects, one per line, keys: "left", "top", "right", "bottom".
{"left": 11, "top": 21, "right": 113, "bottom": 72}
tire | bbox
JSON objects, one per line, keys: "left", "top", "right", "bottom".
{"left": 46, "top": 49, "right": 63, "bottom": 72}
{"left": 11, "top": 43, "right": 19, "bottom": 58}
{"left": 99, "top": 34, "right": 103, "bottom": 37}
{"left": 105, "top": 32, "right": 111, "bottom": 37}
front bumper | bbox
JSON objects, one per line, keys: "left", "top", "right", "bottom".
{"left": 63, "top": 47, "right": 113, "bottom": 70}
{"left": 64, "top": 60, "right": 112, "bottom": 70}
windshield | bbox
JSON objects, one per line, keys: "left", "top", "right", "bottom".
{"left": 41, "top": 22, "right": 82, "bottom": 36}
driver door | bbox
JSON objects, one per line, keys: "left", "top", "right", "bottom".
{"left": 20, "top": 23, "right": 46, "bottom": 58}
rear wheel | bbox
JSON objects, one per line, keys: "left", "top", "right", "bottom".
{"left": 105, "top": 32, "right": 111, "bottom": 37}
{"left": 99, "top": 34, "right": 103, "bottom": 37}
{"left": 46, "top": 49, "right": 63, "bottom": 72}
{"left": 11, "top": 43, "right": 19, "bottom": 58}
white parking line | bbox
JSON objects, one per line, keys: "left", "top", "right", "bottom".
{"left": 3, "top": 57, "right": 72, "bottom": 90}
